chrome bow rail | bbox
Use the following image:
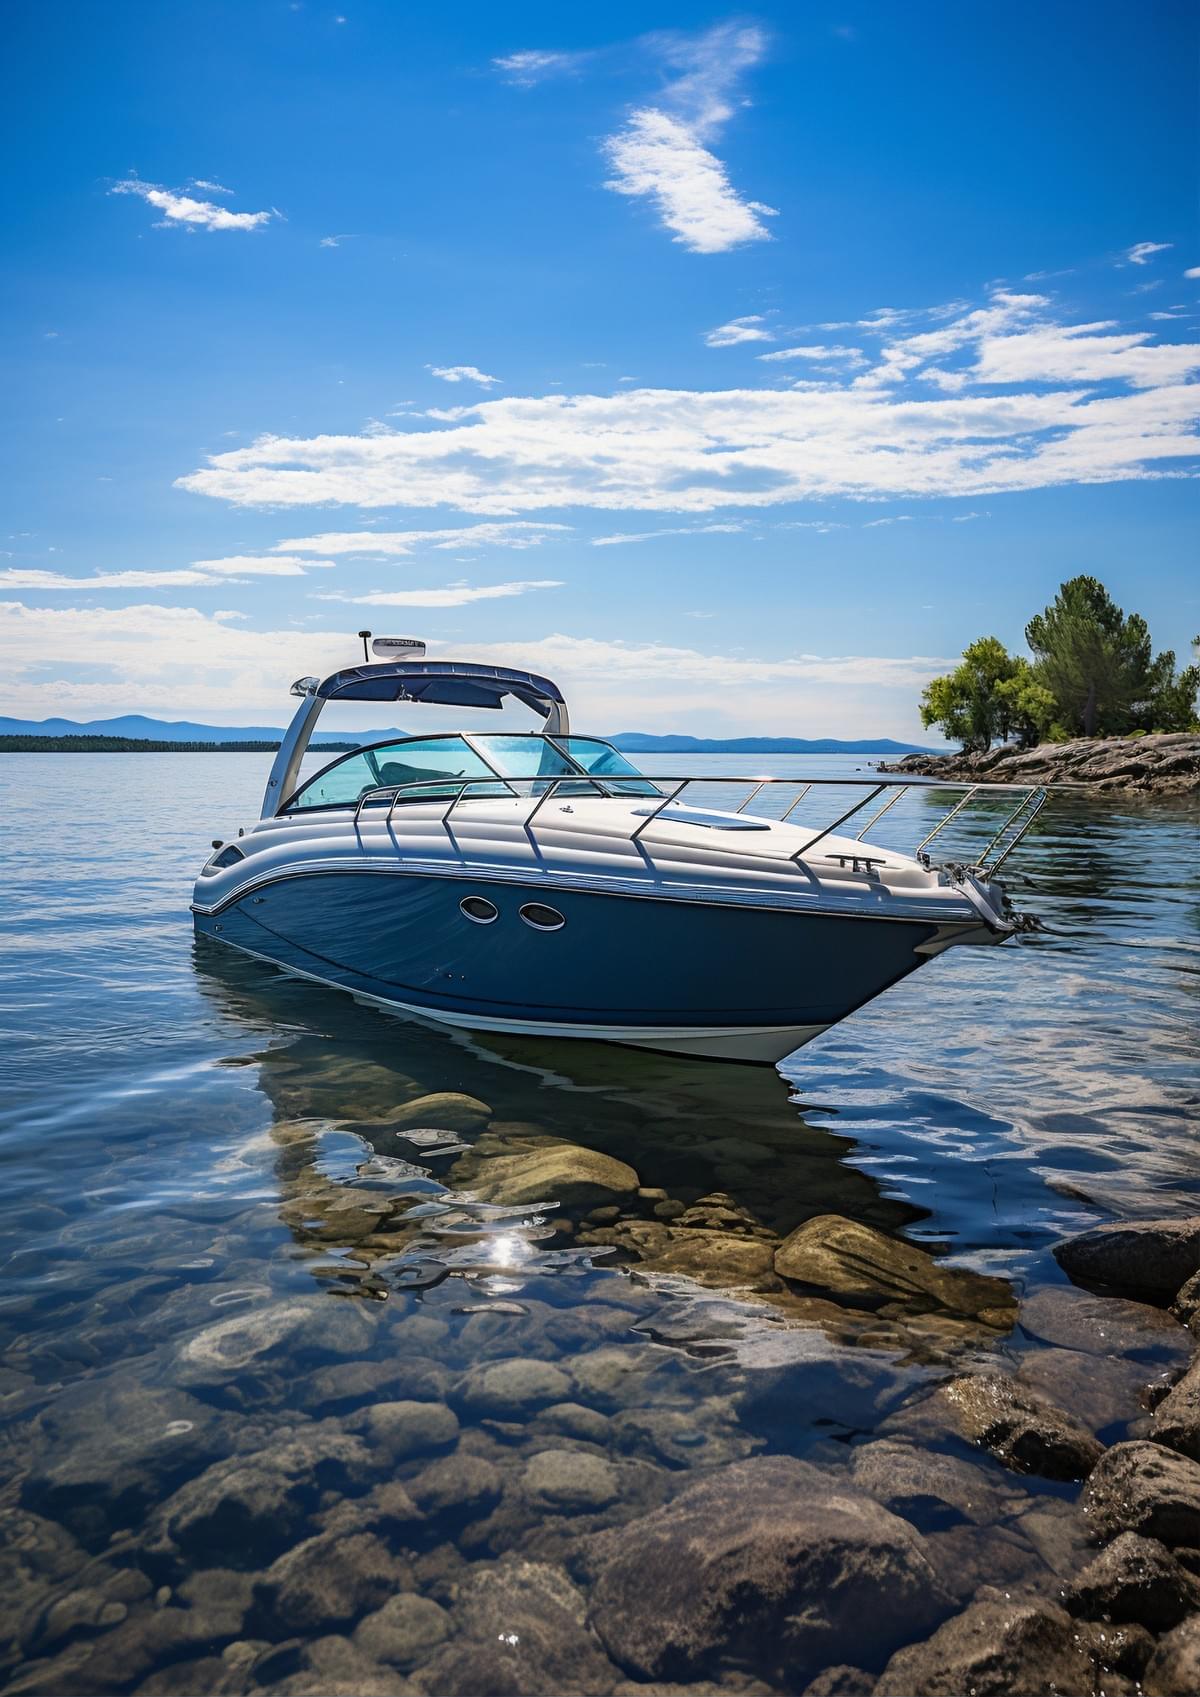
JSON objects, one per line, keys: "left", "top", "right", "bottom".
{"left": 348, "top": 772, "right": 1051, "bottom": 879}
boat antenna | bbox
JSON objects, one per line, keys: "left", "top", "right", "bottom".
{"left": 358, "top": 629, "right": 372, "bottom": 663}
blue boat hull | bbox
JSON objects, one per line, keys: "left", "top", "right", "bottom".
{"left": 193, "top": 868, "right": 945, "bottom": 1062}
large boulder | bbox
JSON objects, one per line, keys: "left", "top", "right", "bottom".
{"left": 1054, "top": 1217, "right": 1200, "bottom": 1302}
{"left": 455, "top": 1139, "right": 639, "bottom": 1208}
{"left": 1083, "top": 1440, "right": 1200, "bottom": 1546}
{"left": 587, "top": 1456, "right": 952, "bottom": 1685}
{"left": 255, "top": 1529, "right": 410, "bottom": 1632}
{"left": 873, "top": 1596, "right": 1098, "bottom": 1696}
{"left": 849, "top": 1439, "right": 1011, "bottom": 1527}
{"left": 1150, "top": 1357, "right": 1200, "bottom": 1460}
{"left": 773, "top": 1216, "right": 1014, "bottom": 1325}
{"left": 922, "top": 1372, "right": 1104, "bottom": 1480}
{"left": 1065, "top": 1530, "right": 1200, "bottom": 1631}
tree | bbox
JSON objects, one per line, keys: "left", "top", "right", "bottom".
{"left": 919, "top": 636, "right": 1026, "bottom": 751}
{"left": 994, "top": 661, "right": 1059, "bottom": 747}
{"left": 1025, "top": 576, "right": 1198, "bottom": 737}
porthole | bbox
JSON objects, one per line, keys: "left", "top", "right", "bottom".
{"left": 460, "top": 895, "right": 499, "bottom": 925}
{"left": 520, "top": 902, "right": 565, "bottom": 932}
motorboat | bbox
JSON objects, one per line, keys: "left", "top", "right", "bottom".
{"left": 191, "top": 641, "right": 1045, "bottom": 1064}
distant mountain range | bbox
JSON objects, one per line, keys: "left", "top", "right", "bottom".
{"left": 0, "top": 714, "right": 936, "bottom": 756}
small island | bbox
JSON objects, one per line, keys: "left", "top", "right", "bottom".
{"left": 882, "top": 577, "right": 1199, "bottom": 796}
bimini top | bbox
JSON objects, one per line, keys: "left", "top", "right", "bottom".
{"left": 309, "top": 661, "right": 566, "bottom": 715}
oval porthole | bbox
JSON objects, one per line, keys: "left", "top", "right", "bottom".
{"left": 520, "top": 902, "right": 565, "bottom": 932}
{"left": 460, "top": 895, "right": 499, "bottom": 925}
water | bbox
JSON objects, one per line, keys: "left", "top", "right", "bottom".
{"left": 1, "top": 752, "right": 1197, "bottom": 1693}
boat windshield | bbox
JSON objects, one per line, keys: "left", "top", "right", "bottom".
{"left": 284, "top": 731, "right": 661, "bottom": 811}
{"left": 286, "top": 736, "right": 503, "bottom": 811}
{"left": 472, "top": 734, "right": 662, "bottom": 798}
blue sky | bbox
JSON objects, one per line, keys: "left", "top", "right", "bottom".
{"left": 3, "top": 0, "right": 1197, "bottom": 738}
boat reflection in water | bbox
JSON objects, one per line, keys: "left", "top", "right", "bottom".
{"left": 194, "top": 942, "right": 1018, "bottom": 1366}
{"left": 192, "top": 641, "right": 1046, "bottom": 1065}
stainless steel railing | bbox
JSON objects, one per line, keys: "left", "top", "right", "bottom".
{"left": 345, "top": 771, "right": 1052, "bottom": 878}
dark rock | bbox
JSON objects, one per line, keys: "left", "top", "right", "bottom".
{"left": 1066, "top": 1530, "right": 1200, "bottom": 1630}
{"left": 1083, "top": 1441, "right": 1200, "bottom": 1546}
{"left": 361, "top": 1400, "right": 459, "bottom": 1459}
{"left": 920, "top": 1523, "right": 1042, "bottom": 1604}
{"left": 1144, "top": 1615, "right": 1200, "bottom": 1695}
{"left": 1016, "top": 1345, "right": 1150, "bottom": 1435}
{"left": 1020, "top": 1284, "right": 1191, "bottom": 1359}
{"left": 354, "top": 1594, "right": 451, "bottom": 1669}
{"left": 20, "top": 1378, "right": 229, "bottom": 1542}
{"left": 412, "top": 1557, "right": 618, "bottom": 1696}
{"left": 587, "top": 1455, "right": 951, "bottom": 1685}
{"left": 926, "top": 1371, "right": 1104, "bottom": 1479}
{"left": 873, "top": 1596, "right": 1097, "bottom": 1696}
{"left": 522, "top": 1449, "right": 619, "bottom": 1511}
{"left": 773, "top": 1215, "right": 1015, "bottom": 1326}
{"left": 1151, "top": 1357, "right": 1200, "bottom": 1460}
{"left": 799, "top": 1670, "right": 876, "bottom": 1697}
{"left": 269, "top": 1633, "right": 415, "bottom": 1695}
{"left": 1075, "top": 1619, "right": 1156, "bottom": 1679}
{"left": 1171, "top": 1272, "right": 1200, "bottom": 1332}
{"left": 849, "top": 1438, "right": 1012, "bottom": 1527}
{"left": 50, "top": 1606, "right": 236, "bottom": 1695}
{"left": 406, "top": 1454, "right": 503, "bottom": 1516}
{"left": 1054, "top": 1217, "right": 1200, "bottom": 1302}
{"left": 256, "top": 1530, "right": 410, "bottom": 1632}
{"left": 133, "top": 1653, "right": 248, "bottom": 1694}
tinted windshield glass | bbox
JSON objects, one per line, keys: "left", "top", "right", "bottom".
{"left": 470, "top": 736, "right": 578, "bottom": 780}
{"left": 557, "top": 738, "right": 662, "bottom": 797}
{"left": 287, "top": 737, "right": 500, "bottom": 810}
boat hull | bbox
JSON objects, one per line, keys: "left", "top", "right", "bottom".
{"left": 192, "top": 867, "right": 954, "bottom": 1064}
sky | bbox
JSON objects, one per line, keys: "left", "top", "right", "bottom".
{"left": 2, "top": 0, "right": 1197, "bottom": 740}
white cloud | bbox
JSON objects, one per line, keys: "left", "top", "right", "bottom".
{"left": 591, "top": 523, "right": 746, "bottom": 546}
{"left": 603, "top": 109, "right": 775, "bottom": 254}
{"left": 110, "top": 179, "right": 274, "bottom": 232}
{"left": 1125, "top": 241, "right": 1172, "bottom": 266}
{"left": 1183, "top": 267, "right": 1200, "bottom": 280}
{"left": 704, "top": 315, "right": 774, "bottom": 347}
{"left": 427, "top": 364, "right": 501, "bottom": 387}
{"left": 275, "top": 522, "right": 568, "bottom": 556}
{"left": 0, "top": 603, "right": 949, "bottom": 738}
{"left": 315, "top": 579, "right": 563, "bottom": 607}
{"left": 862, "top": 515, "right": 913, "bottom": 528}
{"left": 190, "top": 178, "right": 233, "bottom": 196}
{"left": 319, "top": 233, "right": 355, "bottom": 248}
{"left": 492, "top": 49, "right": 586, "bottom": 85}
{"left": 602, "top": 24, "right": 775, "bottom": 254}
{"left": 0, "top": 555, "right": 333, "bottom": 591}
{"left": 758, "top": 344, "right": 866, "bottom": 365}
{"left": 178, "top": 294, "right": 1200, "bottom": 515}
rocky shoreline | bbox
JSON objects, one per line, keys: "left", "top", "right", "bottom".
{"left": 6, "top": 1089, "right": 1200, "bottom": 1697}
{"left": 879, "top": 731, "right": 1200, "bottom": 795}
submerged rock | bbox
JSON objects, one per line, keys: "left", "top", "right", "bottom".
{"left": 1170, "top": 1271, "right": 1200, "bottom": 1333}
{"left": 456, "top": 1357, "right": 572, "bottom": 1416}
{"left": 1018, "top": 1283, "right": 1191, "bottom": 1360}
{"left": 1054, "top": 1217, "right": 1200, "bottom": 1302}
{"left": 412, "top": 1557, "right": 618, "bottom": 1697}
{"left": 773, "top": 1215, "right": 1015, "bottom": 1324}
{"left": 1065, "top": 1530, "right": 1200, "bottom": 1631}
{"left": 373, "top": 1091, "right": 492, "bottom": 1134}
{"left": 587, "top": 1455, "right": 951, "bottom": 1685}
{"left": 849, "top": 1438, "right": 1012, "bottom": 1527}
{"left": 361, "top": 1400, "right": 459, "bottom": 1460}
{"left": 873, "top": 1596, "right": 1098, "bottom": 1697}
{"left": 405, "top": 1454, "right": 503, "bottom": 1517}
{"left": 455, "top": 1138, "right": 639, "bottom": 1207}
{"left": 1150, "top": 1356, "right": 1200, "bottom": 1460}
{"left": 354, "top": 1594, "right": 451, "bottom": 1669}
{"left": 522, "top": 1449, "right": 620, "bottom": 1512}
{"left": 1144, "top": 1615, "right": 1200, "bottom": 1696}
{"left": 638, "top": 1229, "right": 780, "bottom": 1292}
{"left": 1083, "top": 1440, "right": 1200, "bottom": 1546}
{"left": 924, "top": 1371, "right": 1104, "bottom": 1480}
{"left": 255, "top": 1529, "right": 410, "bottom": 1632}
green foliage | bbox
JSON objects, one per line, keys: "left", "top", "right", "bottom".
{"left": 1025, "top": 576, "right": 1199, "bottom": 736}
{"left": 921, "top": 579, "right": 1198, "bottom": 751}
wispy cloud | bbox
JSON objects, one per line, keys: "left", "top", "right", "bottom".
{"left": 704, "top": 315, "right": 774, "bottom": 347}
{"left": 319, "top": 233, "right": 356, "bottom": 248}
{"left": 427, "top": 364, "right": 501, "bottom": 387}
{"left": 275, "top": 522, "right": 568, "bottom": 556}
{"left": 190, "top": 178, "right": 233, "bottom": 196}
{"left": 110, "top": 179, "right": 275, "bottom": 232}
{"left": 862, "top": 515, "right": 913, "bottom": 528}
{"left": 178, "top": 294, "right": 1200, "bottom": 514}
{"left": 1124, "top": 240, "right": 1172, "bottom": 266}
{"left": 0, "top": 555, "right": 333, "bottom": 591}
{"left": 315, "top": 579, "right": 562, "bottom": 607}
{"left": 1185, "top": 266, "right": 1200, "bottom": 280}
{"left": 492, "top": 48, "right": 588, "bottom": 86}
{"left": 758, "top": 344, "right": 867, "bottom": 365}
{"left": 602, "top": 24, "right": 776, "bottom": 254}
{"left": 591, "top": 523, "right": 746, "bottom": 546}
